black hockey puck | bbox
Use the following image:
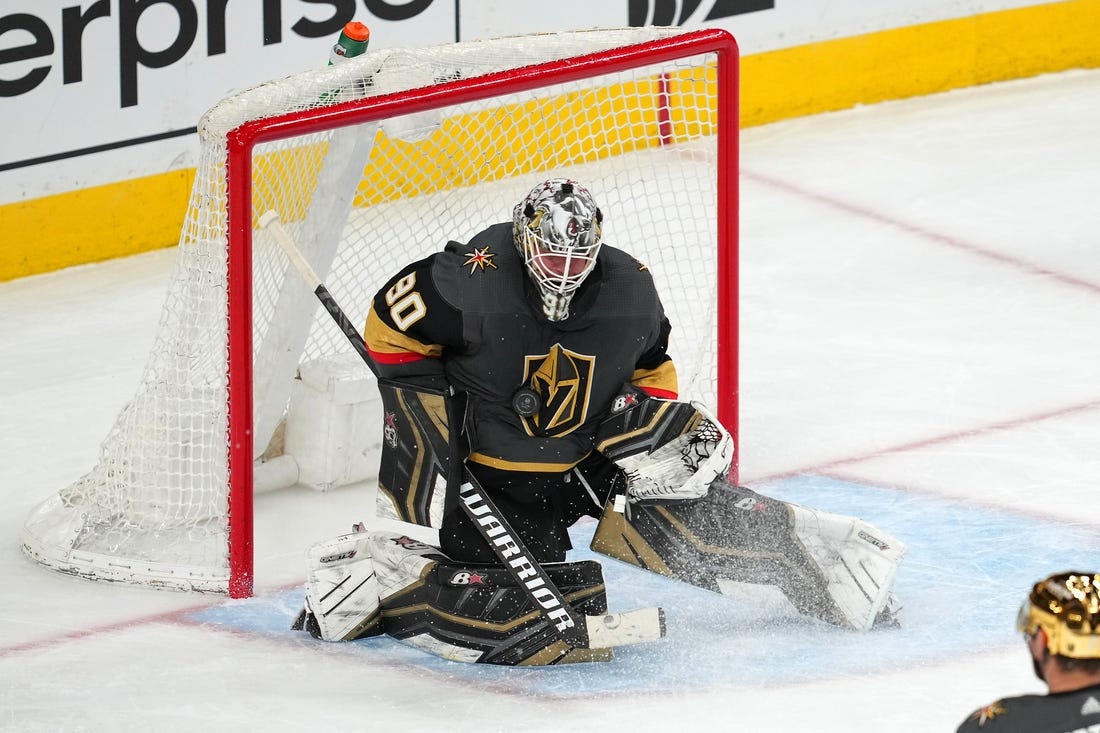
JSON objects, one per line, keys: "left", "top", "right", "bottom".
{"left": 512, "top": 387, "right": 540, "bottom": 417}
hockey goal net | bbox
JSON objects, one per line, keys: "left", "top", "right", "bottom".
{"left": 21, "top": 27, "right": 739, "bottom": 597}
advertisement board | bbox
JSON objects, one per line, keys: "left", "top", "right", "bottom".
{"left": 0, "top": 0, "right": 1064, "bottom": 202}
{"left": 0, "top": 0, "right": 1091, "bottom": 280}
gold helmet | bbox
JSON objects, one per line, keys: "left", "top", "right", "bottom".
{"left": 1016, "top": 571, "right": 1100, "bottom": 658}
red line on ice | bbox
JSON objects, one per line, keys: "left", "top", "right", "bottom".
{"left": 743, "top": 169, "right": 1100, "bottom": 298}
{"left": 753, "top": 398, "right": 1100, "bottom": 483}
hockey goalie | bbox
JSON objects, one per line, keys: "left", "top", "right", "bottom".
{"left": 291, "top": 179, "right": 905, "bottom": 665}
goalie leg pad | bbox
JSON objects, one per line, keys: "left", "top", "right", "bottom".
{"left": 788, "top": 504, "right": 906, "bottom": 631}
{"left": 591, "top": 481, "right": 905, "bottom": 631}
{"left": 592, "top": 482, "right": 811, "bottom": 595}
{"left": 296, "top": 530, "right": 386, "bottom": 641}
{"left": 368, "top": 531, "right": 611, "bottom": 665}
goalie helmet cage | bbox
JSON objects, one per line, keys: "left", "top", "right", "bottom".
{"left": 21, "top": 27, "right": 739, "bottom": 598}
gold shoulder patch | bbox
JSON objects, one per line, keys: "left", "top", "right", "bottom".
{"left": 968, "top": 701, "right": 1006, "bottom": 726}
{"left": 462, "top": 246, "right": 497, "bottom": 275}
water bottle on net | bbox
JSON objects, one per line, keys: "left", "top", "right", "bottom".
{"left": 329, "top": 21, "right": 370, "bottom": 65}
{"left": 321, "top": 21, "right": 371, "bottom": 103}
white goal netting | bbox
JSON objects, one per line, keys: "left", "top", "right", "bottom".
{"left": 21, "top": 27, "right": 737, "bottom": 595}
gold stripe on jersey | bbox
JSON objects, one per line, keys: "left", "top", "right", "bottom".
{"left": 631, "top": 360, "right": 678, "bottom": 396}
{"left": 467, "top": 451, "right": 584, "bottom": 473}
{"left": 364, "top": 307, "right": 443, "bottom": 359}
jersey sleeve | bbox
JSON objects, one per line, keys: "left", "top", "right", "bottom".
{"left": 364, "top": 253, "right": 464, "bottom": 380}
{"left": 631, "top": 308, "right": 678, "bottom": 400}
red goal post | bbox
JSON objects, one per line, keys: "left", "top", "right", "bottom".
{"left": 22, "top": 27, "right": 739, "bottom": 598}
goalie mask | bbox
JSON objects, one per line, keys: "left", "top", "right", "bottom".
{"left": 513, "top": 179, "right": 603, "bottom": 322}
{"left": 1017, "top": 571, "right": 1100, "bottom": 659}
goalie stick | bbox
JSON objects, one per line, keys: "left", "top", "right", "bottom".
{"left": 260, "top": 210, "right": 665, "bottom": 650}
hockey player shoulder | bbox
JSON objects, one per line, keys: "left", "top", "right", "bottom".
{"left": 954, "top": 693, "right": 1097, "bottom": 733}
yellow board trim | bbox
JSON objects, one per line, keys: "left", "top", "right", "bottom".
{"left": 2, "top": 169, "right": 191, "bottom": 281}
{"left": 741, "top": 0, "right": 1100, "bottom": 127}
{"left": 4, "top": 0, "right": 1097, "bottom": 283}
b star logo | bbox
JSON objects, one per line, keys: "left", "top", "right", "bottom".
{"left": 611, "top": 392, "right": 639, "bottom": 413}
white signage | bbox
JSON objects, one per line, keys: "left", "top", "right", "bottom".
{"left": 0, "top": 0, "right": 1058, "bottom": 203}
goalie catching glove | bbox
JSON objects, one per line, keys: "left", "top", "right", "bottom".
{"left": 596, "top": 384, "right": 734, "bottom": 501}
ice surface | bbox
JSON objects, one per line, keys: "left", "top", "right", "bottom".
{"left": 2, "top": 68, "right": 1099, "bottom": 732}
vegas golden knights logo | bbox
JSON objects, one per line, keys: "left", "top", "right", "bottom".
{"left": 521, "top": 344, "right": 595, "bottom": 437}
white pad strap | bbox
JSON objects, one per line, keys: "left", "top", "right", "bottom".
{"left": 621, "top": 401, "right": 734, "bottom": 502}
{"left": 790, "top": 505, "right": 907, "bottom": 631}
{"left": 305, "top": 530, "right": 382, "bottom": 641}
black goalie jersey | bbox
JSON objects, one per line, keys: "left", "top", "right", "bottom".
{"left": 364, "top": 222, "right": 677, "bottom": 474}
